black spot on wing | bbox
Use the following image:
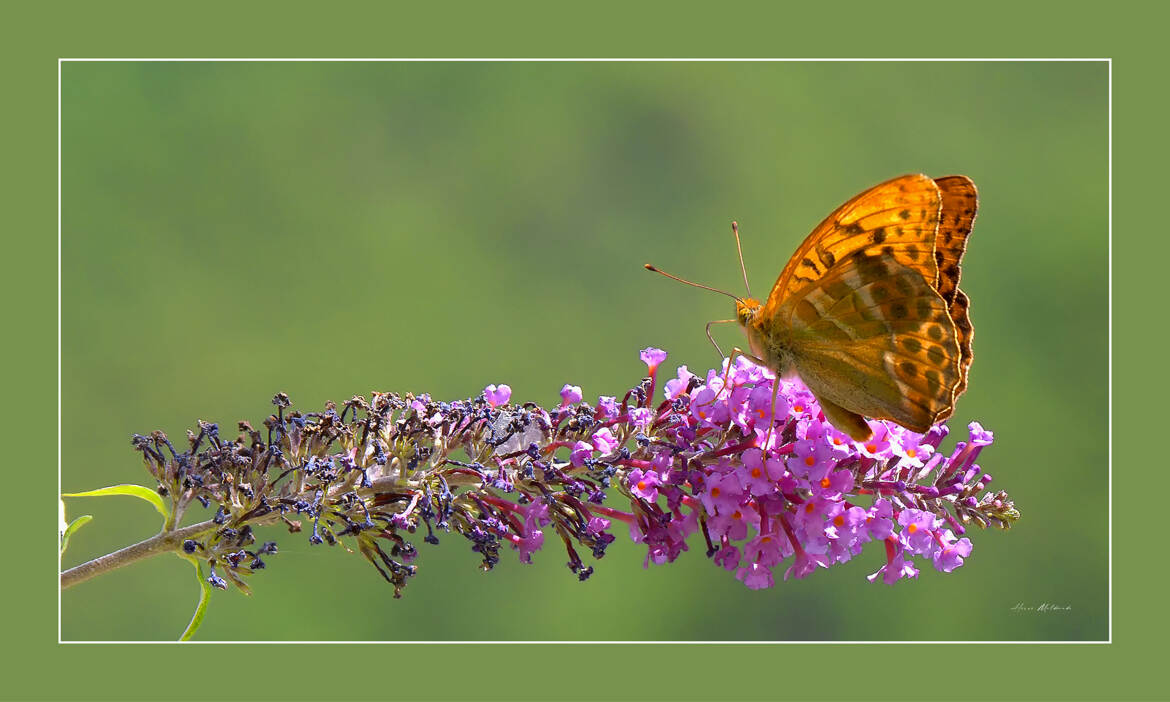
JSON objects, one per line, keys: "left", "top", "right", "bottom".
{"left": 916, "top": 298, "right": 932, "bottom": 319}
{"left": 817, "top": 248, "right": 837, "bottom": 269}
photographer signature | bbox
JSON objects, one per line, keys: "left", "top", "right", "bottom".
{"left": 1010, "top": 602, "right": 1072, "bottom": 613}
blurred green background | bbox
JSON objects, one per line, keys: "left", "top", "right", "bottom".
{"left": 61, "top": 61, "right": 1107, "bottom": 641}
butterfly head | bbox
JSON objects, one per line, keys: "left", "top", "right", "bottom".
{"left": 734, "top": 296, "right": 776, "bottom": 370}
{"left": 735, "top": 297, "right": 762, "bottom": 327}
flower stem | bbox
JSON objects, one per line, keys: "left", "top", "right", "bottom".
{"left": 60, "top": 519, "right": 218, "bottom": 590}
{"left": 589, "top": 503, "right": 635, "bottom": 524}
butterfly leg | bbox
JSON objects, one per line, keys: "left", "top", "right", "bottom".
{"left": 716, "top": 347, "right": 794, "bottom": 450}
{"left": 710, "top": 346, "right": 785, "bottom": 449}
{"left": 704, "top": 319, "right": 737, "bottom": 358}
{"left": 717, "top": 346, "right": 767, "bottom": 399}
{"left": 762, "top": 376, "right": 782, "bottom": 451}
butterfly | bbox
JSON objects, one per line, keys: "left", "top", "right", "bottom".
{"left": 648, "top": 174, "right": 977, "bottom": 442}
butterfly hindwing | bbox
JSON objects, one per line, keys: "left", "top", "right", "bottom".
{"left": 783, "top": 250, "right": 963, "bottom": 432}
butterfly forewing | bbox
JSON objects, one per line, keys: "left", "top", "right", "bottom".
{"left": 933, "top": 176, "right": 976, "bottom": 304}
{"left": 933, "top": 175, "right": 978, "bottom": 402}
{"left": 762, "top": 173, "right": 943, "bottom": 320}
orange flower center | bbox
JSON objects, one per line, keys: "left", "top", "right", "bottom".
{"left": 820, "top": 477, "right": 831, "bottom": 489}
{"left": 804, "top": 456, "right": 816, "bottom": 467}
{"left": 711, "top": 487, "right": 721, "bottom": 498}
{"left": 751, "top": 468, "right": 762, "bottom": 478}
{"left": 907, "top": 523, "right": 918, "bottom": 534}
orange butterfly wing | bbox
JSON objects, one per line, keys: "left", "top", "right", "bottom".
{"left": 783, "top": 249, "right": 962, "bottom": 432}
{"left": 932, "top": 175, "right": 978, "bottom": 404}
{"left": 750, "top": 174, "right": 974, "bottom": 436}
{"left": 762, "top": 173, "right": 943, "bottom": 319}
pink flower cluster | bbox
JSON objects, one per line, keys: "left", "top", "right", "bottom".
{"left": 545, "top": 348, "right": 1014, "bottom": 590}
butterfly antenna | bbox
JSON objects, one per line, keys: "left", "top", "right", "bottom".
{"left": 731, "top": 221, "right": 751, "bottom": 296}
{"left": 643, "top": 264, "right": 742, "bottom": 302}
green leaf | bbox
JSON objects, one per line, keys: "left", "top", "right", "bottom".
{"left": 178, "top": 555, "right": 211, "bottom": 642}
{"left": 62, "top": 484, "right": 169, "bottom": 523}
{"left": 59, "top": 514, "right": 93, "bottom": 555}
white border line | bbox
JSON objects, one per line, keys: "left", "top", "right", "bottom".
{"left": 57, "top": 57, "right": 64, "bottom": 645}
{"left": 67, "top": 639, "right": 1103, "bottom": 644}
{"left": 57, "top": 57, "right": 1113, "bottom": 645}
{"left": 60, "top": 57, "right": 1109, "bottom": 61}
{"left": 1106, "top": 58, "right": 1113, "bottom": 644}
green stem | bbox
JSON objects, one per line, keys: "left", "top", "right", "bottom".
{"left": 59, "top": 519, "right": 217, "bottom": 590}
{"left": 60, "top": 475, "right": 415, "bottom": 591}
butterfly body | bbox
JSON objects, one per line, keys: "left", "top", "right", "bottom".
{"left": 733, "top": 174, "right": 978, "bottom": 441}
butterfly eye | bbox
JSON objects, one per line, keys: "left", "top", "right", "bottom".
{"left": 735, "top": 298, "right": 760, "bottom": 324}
